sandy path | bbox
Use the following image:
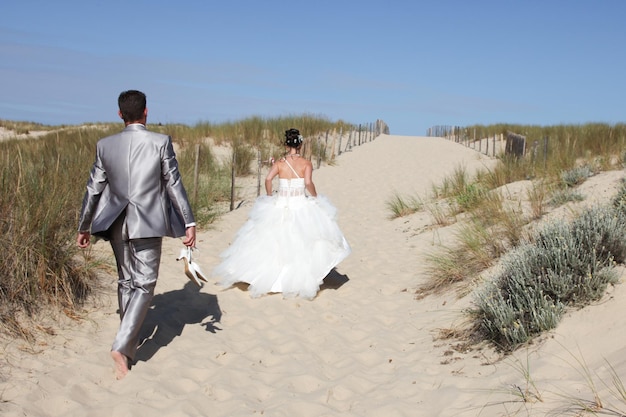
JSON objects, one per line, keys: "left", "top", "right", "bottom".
{"left": 2, "top": 134, "right": 626, "bottom": 417}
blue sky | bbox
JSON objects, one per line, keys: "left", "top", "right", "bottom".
{"left": 1, "top": 1, "right": 625, "bottom": 135}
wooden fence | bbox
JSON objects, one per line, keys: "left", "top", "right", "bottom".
{"left": 215, "top": 119, "right": 390, "bottom": 210}
{"left": 426, "top": 125, "right": 505, "bottom": 157}
{"left": 426, "top": 125, "right": 551, "bottom": 171}
{"left": 505, "top": 132, "right": 526, "bottom": 158}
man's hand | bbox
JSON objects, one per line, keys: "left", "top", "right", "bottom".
{"left": 182, "top": 226, "right": 196, "bottom": 247}
{"left": 77, "top": 231, "right": 91, "bottom": 248}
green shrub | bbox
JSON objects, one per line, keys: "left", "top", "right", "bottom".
{"left": 612, "top": 178, "right": 626, "bottom": 210}
{"left": 560, "top": 165, "right": 593, "bottom": 187}
{"left": 548, "top": 189, "right": 585, "bottom": 206}
{"left": 473, "top": 205, "right": 626, "bottom": 351}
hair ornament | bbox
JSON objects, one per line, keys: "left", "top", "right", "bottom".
{"left": 284, "top": 128, "right": 303, "bottom": 147}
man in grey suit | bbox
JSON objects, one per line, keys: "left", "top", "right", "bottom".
{"left": 77, "top": 90, "right": 196, "bottom": 379}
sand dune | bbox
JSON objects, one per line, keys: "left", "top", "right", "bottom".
{"left": 1, "top": 134, "right": 626, "bottom": 416}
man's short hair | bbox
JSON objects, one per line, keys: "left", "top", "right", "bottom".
{"left": 118, "top": 90, "right": 147, "bottom": 123}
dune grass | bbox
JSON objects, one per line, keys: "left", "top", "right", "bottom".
{"left": 422, "top": 184, "right": 527, "bottom": 293}
{"left": 465, "top": 123, "right": 626, "bottom": 162}
{"left": 0, "top": 126, "right": 117, "bottom": 339}
{"left": 477, "top": 346, "right": 626, "bottom": 416}
{"left": 0, "top": 114, "right": 359, "bottom": 339}
{"left": 386, "top": 192, "right": 423, "bottom": 218}
{"left": 389, "top": 122, "right": 626, "bottom": 352}
{"left": 415, "top": 124, "right": 626, "bottom": 290}
{"left": 152, "top": 114, "right": 354, "bottom": 148}
{"left": 0, "top": 119, "right": 58, "bottom": 135}
{"left": 423, "top": 168, "right": 626, "bottom": 352}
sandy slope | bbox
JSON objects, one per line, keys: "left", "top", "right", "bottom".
{"left": 1, "top": 134, "right": 626, "bottom": 417}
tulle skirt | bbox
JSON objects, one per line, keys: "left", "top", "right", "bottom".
{"left": 213, "top": 194, "right": 351, "bottom": 299}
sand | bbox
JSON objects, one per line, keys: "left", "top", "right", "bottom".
{"left": 1, "top": 134, "right": 626, "bottom": 416}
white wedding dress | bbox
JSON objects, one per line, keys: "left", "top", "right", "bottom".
{"left": 213, "top": 166, "right": 350, "bottom": 300}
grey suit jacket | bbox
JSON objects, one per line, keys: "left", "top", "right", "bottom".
{"left": 78, "top": 124, "right": 195, "bottom": 240}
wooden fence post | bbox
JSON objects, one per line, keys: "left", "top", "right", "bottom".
{"left": 543, "top": 136, "right": 549, "bottom": 170}
{"left": 324, "top": 130, "right": 329, "bottom": 157}
{"left": 337, "top": 127, "right": 343, "bottom": 155}
{"left": 230, "top": 150, "right": 236, "bottom": 211}
{"left": 256, "top": 148, "right": 261, "bottom": 197}
{"left": 317, "top": 134, "right": 322, "bottom": 169}
{"left": 193, "top": 144, "right": 200, "bottom": 205}
{"left": 347, "top": 130, "right": 353, "bottom": 152}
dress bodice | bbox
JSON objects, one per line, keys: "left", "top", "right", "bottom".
{"left": 278, "top": 178, "right": 305, "bottom": 197}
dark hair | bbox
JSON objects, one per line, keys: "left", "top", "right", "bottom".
{"left": 118, "top": 90, "right": 147, "bottom": 123}
{"left": 284, "top": 128, "right": 303, "bottom": 148}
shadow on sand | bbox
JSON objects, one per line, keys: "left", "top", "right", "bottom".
{"left": 319, "top": 268, "right": 350, "bottom": 291}
{"left": 133, "top": 281, "right": 221, "bottom": 364}
{"left": 229, "top": 268, "right": 349, "bottom": 295}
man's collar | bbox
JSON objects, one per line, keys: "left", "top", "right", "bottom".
{"left": 124, "top": 123, "right": 147, "bottom": 131}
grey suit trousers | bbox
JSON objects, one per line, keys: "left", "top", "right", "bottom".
{"left": 108, "top": 213, "right": 162, "bottom": 360}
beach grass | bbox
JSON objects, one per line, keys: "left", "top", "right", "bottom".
{"left": 0, "top": 119, "right": 59, "bottom": 135}
{"left": 0, "top": 125, "right": 117, "bottom": 338}
{"left": 386, "top": 192, "right": 423, "bottom": 218}
{"left": 477, "top": 346, "right": 626, "bottom": 416}
{"left": 390, "top": 122, "right": 626, "bottom": 352}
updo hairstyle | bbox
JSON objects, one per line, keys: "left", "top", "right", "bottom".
{"left": 284, "top": 128, "right": 303, "bottom": 148}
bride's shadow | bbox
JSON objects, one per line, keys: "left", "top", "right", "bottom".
{"left": 319, "top": 268, "right": 349, "bottom": 291}
{"left": 133, "top": 281, "right": 221, "bottom": 365}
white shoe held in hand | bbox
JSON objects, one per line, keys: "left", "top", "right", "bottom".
{"left": 176, "top": 247, "right": 207, "bottom": 286}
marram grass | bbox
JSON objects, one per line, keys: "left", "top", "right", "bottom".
{"left": 386, "top": 193, "right": 422, "bottom": 218}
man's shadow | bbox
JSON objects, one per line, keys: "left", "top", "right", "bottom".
{"left": 133, "top": 281, "right": 221, "bottom": 365}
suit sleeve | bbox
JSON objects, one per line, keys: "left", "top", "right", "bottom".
{"left": 77, "top": 148, "right": 108, "bottom": 232}
{"left": 161, "top": 137, "right": 195, "bottom": 226}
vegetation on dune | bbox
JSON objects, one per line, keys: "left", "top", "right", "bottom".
{"left": 5, "top": 116, "right": 626, "bottom": 414}
{"left": 473, "top": 204, "right": 626, "bottom": 351}
{"left": 0, "top": 119, "right": 57, "bottom": 135}
{"left": 5, "top": 116, "right": 626, "bottom": 358}
{"left": 0, "top": 125, "right": 118, "bottom": 339}
{"left": 390, "top": 122, "right": 626, "bottom": 351}
{"left": 465, "top": 123, "right": 626, "bottom": 166}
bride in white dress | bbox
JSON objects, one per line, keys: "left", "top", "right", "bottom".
{"left": 213, "top": 128, "right": 351, "bottom": 300}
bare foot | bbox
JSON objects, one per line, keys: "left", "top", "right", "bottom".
{"left": 110, "top": 350, "right": 129, "bottom": 380}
